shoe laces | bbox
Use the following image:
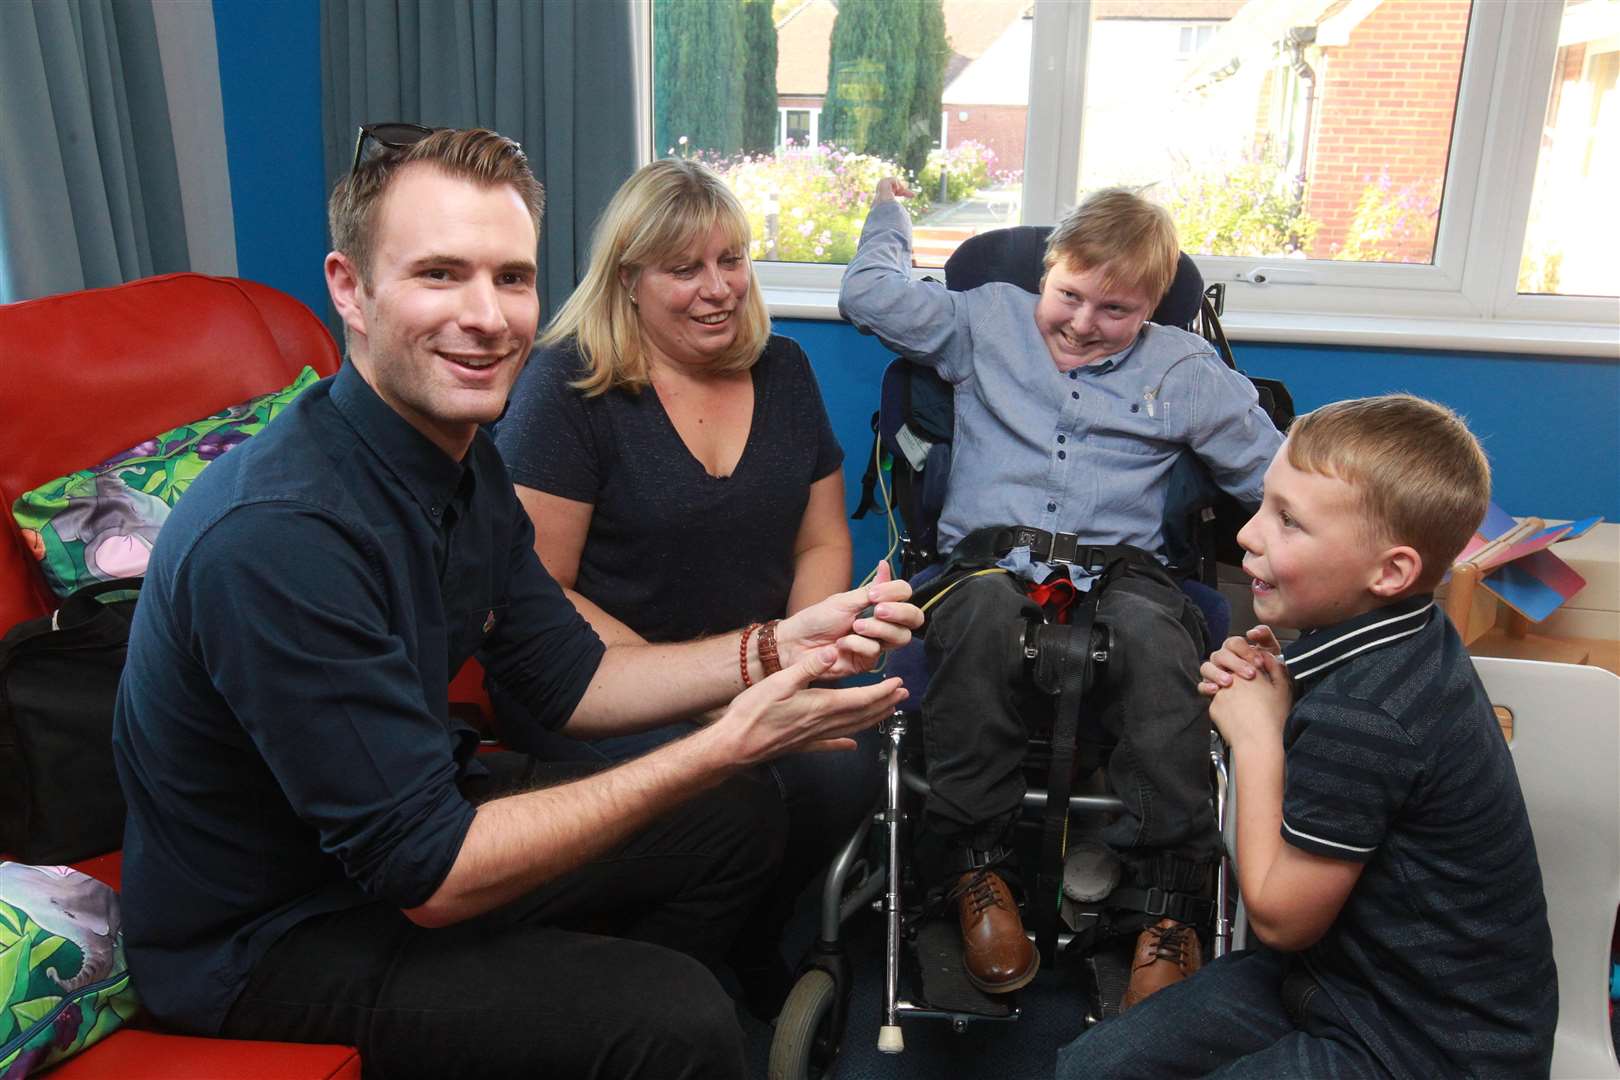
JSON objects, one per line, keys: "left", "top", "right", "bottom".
{"left": 948, "top": 869, "right": 1009, "bottom": 918}
{"left": 1140, "top": 921, "right": 1194, "bottom": 966}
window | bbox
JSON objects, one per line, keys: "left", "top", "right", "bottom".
{"left": 1084, "top": 2, "right": 1469, "bottom": 267}
{"left": 643, "top": 0, "right": 1617, "bottom": 351}
{"left": 779, "top": 108, "right": 817, "bottom": 148}
{"left": 1517, "top": 3, "right": 1618, "bottom": 298}
{"left": 651, "top": 0, "right": 1030, "bottom": 270}
{"left": 1178, "top": 23, "right": 1217, "bottom": 57}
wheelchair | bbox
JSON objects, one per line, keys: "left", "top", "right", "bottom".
{"left": 767, "top": 231, "right": 1290, "bottom": 1080}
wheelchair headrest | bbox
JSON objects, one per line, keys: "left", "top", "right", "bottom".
{"left": 942, "top": 226, "right": 1205, "bottom": 331}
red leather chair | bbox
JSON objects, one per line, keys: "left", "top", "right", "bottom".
{"left": 0, "top": 274, "right": 363, "bottom": 1077}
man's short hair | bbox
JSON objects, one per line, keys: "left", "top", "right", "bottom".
{"left": 328, "top": 128, "right": 544, "bottom": 285}
{"left": 543, "top": 157, "right": 770, "bottom": 396}
{"left": 1287, "top": 394, "right": 1491, "bottom": 591}
{"left": 1043, "top": 186, "right": 1179, "bottom": 307}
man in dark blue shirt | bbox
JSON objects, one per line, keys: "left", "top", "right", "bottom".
{"left": 112, "top": 127, "right": 919, "bottom": 1080}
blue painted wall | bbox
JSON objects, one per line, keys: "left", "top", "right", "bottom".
{"left": 204, "top": 1, "right": 1615, "bottom": 583}
{"left": 212, "top": 0, "right": 328, "bottom": 319}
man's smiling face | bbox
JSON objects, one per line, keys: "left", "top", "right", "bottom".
{"left": 337, "top": 163, "right": 540, "bottom": 458}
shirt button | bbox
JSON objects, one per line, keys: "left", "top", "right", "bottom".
{"left": 1056, "top": 434, "right": 1066, "bottom": 444}
{"left": 1047, "top": 501, "right": 1057, "bottom": 512}
{"left": 1072, "top": 391, "right": 1079, "bottom": 399}
{"left": 430, "top": 505, "right": 441, "bottom": 518}
{"left": 1069, "top": 370, "right": 1078, "bottom": 380}
{"left": 1057, "top": 450, "right": 1067, "bottom": 460}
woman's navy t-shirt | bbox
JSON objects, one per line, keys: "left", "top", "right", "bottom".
{"left": 494, "top": 335, "right": 844, "bottom": 643}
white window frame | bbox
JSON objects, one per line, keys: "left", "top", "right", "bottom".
{"left": 776, "top": 106, "right": 819, "bottom": 149}
{"left": 639, "top": 0, "right": 1618, "bottom": 356}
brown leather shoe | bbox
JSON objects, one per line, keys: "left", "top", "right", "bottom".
{"left": 1120, "top": 918, "right": 1202, "bottom": 1011}
{"left": 953, "top": 870, "right": 1039, "bottom": 993}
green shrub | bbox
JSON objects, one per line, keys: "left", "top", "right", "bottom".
{"left": 917, "top": 141, "right": 998, "bottom": 203}
{"left": 1337, "top": 171, "right": 1439, "bottom": 263}
{"left": 702, "top": 146, "right": 912, "bottom": 263}
{"left": 1163, "top": 152, "right": 1317, "bottom": 258}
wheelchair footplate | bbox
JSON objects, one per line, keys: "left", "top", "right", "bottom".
{"left": 905, "top": 917, "right": 1019, "bottom": 1021}
{"left": 1077, "top": 935, "right": 1135, "bottom": 1025}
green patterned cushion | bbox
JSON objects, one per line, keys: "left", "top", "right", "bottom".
{"left": 12, "top": 367, "right": 320, "bottom": 599}
{"left": 0, "top": 863, "right": 139, "bottom": 1078}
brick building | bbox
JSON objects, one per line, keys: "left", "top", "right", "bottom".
{"left": 1299, "top": 0, "right": 1471, "bottom": 261}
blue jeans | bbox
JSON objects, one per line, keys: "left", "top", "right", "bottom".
{"left": 1055, "top": 948, "right": 1394, "bottom": 1079}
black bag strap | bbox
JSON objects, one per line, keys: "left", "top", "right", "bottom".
{"left": 850, "top": 411, "right": 883, "bottom": 521}
{"left": 54, "top": 577, "right": 143, "bottom": 626}
{"left": 1104, "top": 884, "right": 1215, "bottom": 927}
{"left": 0, "top": 578, "right": 143, "bottom": 662}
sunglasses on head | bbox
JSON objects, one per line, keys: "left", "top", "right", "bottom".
{"left": 350, "top": 122, "right": 438, "bottom": 175}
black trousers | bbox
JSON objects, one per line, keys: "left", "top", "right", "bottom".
{"left": 922, "top": 570, "right": 1220, "bottom": 878}
{"left": 221, "top": 755, "right": 786, "bottom": 1079}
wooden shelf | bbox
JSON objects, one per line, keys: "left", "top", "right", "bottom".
{"left": 1466, "top": 627, "right": 1620, "bottom": 677}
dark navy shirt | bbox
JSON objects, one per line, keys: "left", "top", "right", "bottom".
{"left": 1281, "top": 596, "right": 1557, "bottom": 1079}
{"left": 494, "top": 335, "right": 843, "bottom": 642}
{"left": 112, "top": 363, "right": 605, "bottom": 1034}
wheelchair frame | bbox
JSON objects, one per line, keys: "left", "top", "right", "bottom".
{"left": 767, "top": 641, "right": 1237, "bottom": 1079}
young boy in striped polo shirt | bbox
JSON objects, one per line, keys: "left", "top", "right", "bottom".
{"left": 1056, "top": 395, "right": 1557, "bottom": 1079}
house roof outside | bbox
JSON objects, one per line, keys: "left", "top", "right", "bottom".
{"left": 774, "top": 0, "right": 837, "bottom": 96}
{"left": 1094, "top": 1, "right": 1247, "bottom": 18}
{"left": 943, "top": 13, "right": 1033, "bottom": 106}
{"left": 942, "top": 0, "right": 1031, "bottom": 85}
{"left": 942, "top": 0, "right": 1257, "bottom": 108}
{"left": 1181, "top": 0, "right": 1346, "bottom": 89}
{"left": 774, "top": 0, "right": 1033, "bottom": 99}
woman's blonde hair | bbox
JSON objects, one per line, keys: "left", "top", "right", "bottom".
{"left": 543, "top": 158, "right": 770, "bottom": 395}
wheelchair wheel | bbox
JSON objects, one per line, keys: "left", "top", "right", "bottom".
{"left": 767, "top": 968, "right": 842, "bottom": 1080}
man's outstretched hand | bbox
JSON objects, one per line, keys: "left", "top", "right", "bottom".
{"left": 716, "top": 644, "right": 907, "bottom": 764}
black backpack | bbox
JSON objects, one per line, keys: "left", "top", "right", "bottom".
{"left": 0, "top": 578, "right": 138, "bottom": 864}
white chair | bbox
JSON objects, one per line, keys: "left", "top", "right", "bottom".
{"left": 1474, "top": 656, "right": 1620, "bottom": 1080}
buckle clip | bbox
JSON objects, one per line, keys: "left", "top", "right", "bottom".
{"left": 1044, "top": 531, "right": 1071, "bottom": 565}
{"left": 1143, "top": 886, "right": 1168, "bottom": 916}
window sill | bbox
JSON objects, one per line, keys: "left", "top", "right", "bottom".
{"left": 765, "top": 283, "right": 1618, "bottom": 359}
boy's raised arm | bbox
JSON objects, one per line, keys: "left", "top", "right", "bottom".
{"left": 837, "top": 178, "right": 966, "bottom": 364}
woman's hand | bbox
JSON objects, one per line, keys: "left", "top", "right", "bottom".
{"left": 1197, "top": 625, "right": 1282, "bottom": 696}
{"left": 873, "top": 177, "right": 915, "bottom": 205}
{"left": 775, "top": 561, "right": 923, "bottom": 679}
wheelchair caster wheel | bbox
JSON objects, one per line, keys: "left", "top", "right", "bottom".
{"left": 768, "top": 969, "right": 843, "bottom": 1080}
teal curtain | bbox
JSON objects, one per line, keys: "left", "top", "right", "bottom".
{"left": 0, "top": 0, "right": 188, "bottom": 302}
{"left": 320, "top": 0, "right": 639, "bottom": 320}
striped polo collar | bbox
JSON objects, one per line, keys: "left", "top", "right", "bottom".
{"left": 1283, "top": 594, "right": 1437, "bottom": 685}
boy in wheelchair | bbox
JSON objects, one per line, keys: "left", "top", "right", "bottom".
{"left": 839, "top": 179, "right": 1282, "bottom": 1005}
{"left": 1060, "top": 395, "right": 1557, "bottom": 1078}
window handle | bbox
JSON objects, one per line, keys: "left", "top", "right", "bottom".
{"left": 1234, "top": 267, "right": 1316, "bottom": 286}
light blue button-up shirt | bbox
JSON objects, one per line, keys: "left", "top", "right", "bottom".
{"left": 839, "top": 200, "right": 1282, "bottom": 586}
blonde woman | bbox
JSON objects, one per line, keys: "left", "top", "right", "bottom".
{"left": 493, "top": 158, "right": 877, "bottom": 1018}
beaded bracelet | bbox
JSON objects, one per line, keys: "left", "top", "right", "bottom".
{"left": 739, "top": 622, "right": 762, "bottom": 688}
{"left": 757, "top": 619, "right": 782, "bottom": 676}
